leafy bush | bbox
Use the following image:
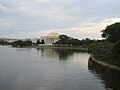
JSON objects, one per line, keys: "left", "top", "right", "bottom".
{"left": 12, "top": 40, "right": 32, "bottom": 47}
{"left": 112, "top": 40, "right": 120, "bottom": 62}
{"left": 101, "top": 22, "right": 120, "bottom": 43}
{"left": 88, "top": 41, "right": 120, "bottom": 67}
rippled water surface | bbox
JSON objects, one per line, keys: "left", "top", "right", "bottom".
{"left": 0, "top": 46, "right": 120, "bottom": 90}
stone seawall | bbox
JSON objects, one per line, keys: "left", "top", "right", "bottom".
{"left": 88, "top": 54, "right": 120, "bottom": 72}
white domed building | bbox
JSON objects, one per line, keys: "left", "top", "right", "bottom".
{"left": 41, "top": 32, "right": 59, "bottom": 45}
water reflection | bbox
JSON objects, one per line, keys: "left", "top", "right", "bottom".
{"left": 88, "top": 62, "right": 120, "bottom": 90}
{"left": 36, "top": 48, "right": 85, "bottom": 60}
{"left": 0, "top": 46, "right": 114, "bottom": 90}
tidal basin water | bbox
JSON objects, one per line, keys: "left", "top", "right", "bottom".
{"left": 0, "top": 46, "right": 120, "bottom": 90}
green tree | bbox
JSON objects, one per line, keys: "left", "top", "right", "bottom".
{"left": 12, "top": 40, "right": 32, "bottom": 47}
{"left": 41, "top": 39, "right": 45, "bottom": 44}
{"left": 55, "top": 35, "right": 81, "bottom": 46}
{"left": 12, "top": 40, "right": 24, "bottom": 47}
{"left": 81, "top": 38, "right": 93, "bottom": 47}
{"left": 24, "top": 40, "right": 32, "bottom": 46}
{"left": 112, "top": 40, "right": 120, "bottom": 59}
{"left": 36, "top": 39, "right": 40, "bottom": 45}
{"left": 101, "top": 22, "right": 120, "bottom": 43}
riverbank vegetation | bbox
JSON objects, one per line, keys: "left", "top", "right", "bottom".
{"left": 12, "top": 40, "right": 32, "bottom": 47}
{"left": 22, "top": 45, "right": 88, "bottom": 52}
{"left": 89, "top": 22, "right": 120, "bottom": 68}
{"left": 10, "top": 34, "right": 94, "bottom": 51}
{"left": 55, "top": 35, "right": 93, "bottom": 48}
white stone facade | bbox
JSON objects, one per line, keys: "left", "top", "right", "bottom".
{"left": 41, "top": 32, "right": 59, "bottom": 45}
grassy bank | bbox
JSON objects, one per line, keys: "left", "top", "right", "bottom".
{"left": 88, "top": 41, "right": 120, "bottom": 68}
{"left": 21, "top": 45, "right": 88, "bottom": 52}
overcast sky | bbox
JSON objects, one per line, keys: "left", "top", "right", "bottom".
{"left": 0, "top": 0, "right": 120, "bottom": 39}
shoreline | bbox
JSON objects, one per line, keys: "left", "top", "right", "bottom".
{"left": 12, "top": 45, "right": 88, "bottom": 52}
{"left": 89, "top": 54, "right": 120, "bottom": 72}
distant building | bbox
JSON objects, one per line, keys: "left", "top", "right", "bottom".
{"left": 41, "top": 32, "right": 59, "bottom": 45}
{"left": 8, "top": 39, "right": 18, "bottom": 43}
{"left": 0, "top": 38, "right": 18, "bottom": 43}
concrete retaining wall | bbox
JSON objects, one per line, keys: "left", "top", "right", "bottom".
{"left": 89, "top": 54, "right": 120, "bottom": 72}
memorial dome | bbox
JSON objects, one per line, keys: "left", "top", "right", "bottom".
{"left": 47, "top": 32, "right": 59, "bottom": 37}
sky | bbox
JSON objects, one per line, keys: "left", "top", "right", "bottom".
{"left": 0, "top": 0, "right": 120, "bottom": 39}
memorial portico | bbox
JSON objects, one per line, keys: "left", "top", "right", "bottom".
{"left": 41, "top": 32, "right": 59, "bottom": 45}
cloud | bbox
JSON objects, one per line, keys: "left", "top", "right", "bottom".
{"left": 22, "top": 18, "right": 120, "bottom": 39}
{"left": 61, "top": 18, "right": 120, "bottom": 39}
{"left": 0, "top": 0, "right": 120, "bottom": 39}
{"left": 33, "top": 0, "right": 51, "bottom": 3}
{"left": 0, "top": 4, "right": 9, "bottom": 13}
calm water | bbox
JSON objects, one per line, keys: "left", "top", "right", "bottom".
{"left": 0, "top": 46, "right": 120, "bottom": 90}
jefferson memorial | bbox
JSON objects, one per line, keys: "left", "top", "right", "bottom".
{"left": 41, "top": 32, "right": 59, "bottom": 45}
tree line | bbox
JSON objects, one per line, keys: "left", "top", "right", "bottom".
{"left": 89, "top": 22, "right": 120, "bottom": 67}
{"left": 55, "top": 35, "right": 94, "bottom": 47}
{"left": 102, "top": 22, "right": 120, "bottom": 61}
{"left": 11, "top": 39, "right": 45, "bottom": 47}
